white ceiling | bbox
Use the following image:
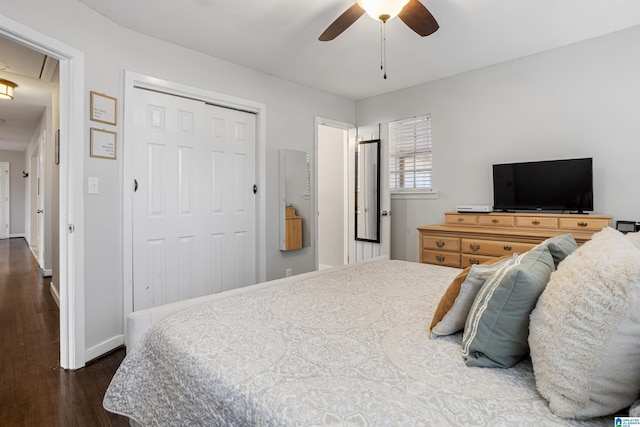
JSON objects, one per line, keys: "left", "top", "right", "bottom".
{"left": 78, "top": 0, "right": 640, "bottom": 100}
{"left": 3, "top": 1, "right": 640, "bottom": 151}
{"left": 0, "top": 37, "right": 58, "bottom": 151}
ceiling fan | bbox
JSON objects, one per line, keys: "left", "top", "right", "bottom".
{"left": 319, "top": 0, "right": 439, "bottom": 42}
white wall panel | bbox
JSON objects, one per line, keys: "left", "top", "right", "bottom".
{"left": 177, "top": 147, "right": 194, "bottom": 215}
{"left": 211, "top": 233, "right": 224, "bottom": 293}
{"left": 177, "top": 236, "right": 195, "bottom": 300}
{"left": 147, "top": 144, "right": 165, "bottom": 217}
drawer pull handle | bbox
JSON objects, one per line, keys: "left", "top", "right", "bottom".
{"left": 578, "top": 221, "right": 588, "bottom": 228}
{"left": 457, "top": 218, "right": 464, "bottom": 222}
{"left": 491, "top": 219, "right": 499, "bottom": 224}
{"left": 503, "top": 245, "right": 512, "bottom": 251}
{"left": 531, "top": 220, "right": 540, "bottom": 225}
{"left": 436, "top": 255, "right": 445, "bottom": 263}
{"left": 469, "top": 258, "right": 480, "bottom": 265}
{"left": 469, "top": 243, "right": 480, "bottom": 252}
{"left": 436, "top": 240, "right": 445, "bottom": 248}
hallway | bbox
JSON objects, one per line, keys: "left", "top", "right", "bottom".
{"left": 0, "top": 238, "right": 128, "bottom": 426}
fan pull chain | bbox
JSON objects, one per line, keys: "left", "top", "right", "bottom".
{"left": 380, "top": 21, "right": 388, "bottom": 79}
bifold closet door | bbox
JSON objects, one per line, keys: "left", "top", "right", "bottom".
{"left": 131, "top": 88, "right": 257, "bottom": 311}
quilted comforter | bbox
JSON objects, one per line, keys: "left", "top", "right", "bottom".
{"left": 103, "top": 260, "right": 609, "bottom": 426}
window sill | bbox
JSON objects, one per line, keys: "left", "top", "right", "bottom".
{"left": 391, "top": 190, "right": 438, "bottom": 201}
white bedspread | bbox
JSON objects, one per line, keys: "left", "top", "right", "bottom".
{"left": 104, "top": 260, "right": 609, "bottom": 426}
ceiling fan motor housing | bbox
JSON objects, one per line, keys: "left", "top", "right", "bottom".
{"left": 356, "top": 0, "right": 410, "bottom": 22}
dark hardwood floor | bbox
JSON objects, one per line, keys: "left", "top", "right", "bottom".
{"left": 0, "top": 238, "right": 129, "bottom": 426}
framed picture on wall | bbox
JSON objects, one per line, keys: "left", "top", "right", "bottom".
{"left": 90, "top": 91, "right": 118, "bottom": 125}
{"left": 90, "top": 128, "right": 117, "bottom": 160}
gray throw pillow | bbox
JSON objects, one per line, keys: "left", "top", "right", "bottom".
{"left": 462, "top": 245, "right": 554, "bottom": 368}
{"left": 545, "top": 234, "right": 578, "bottom": 268}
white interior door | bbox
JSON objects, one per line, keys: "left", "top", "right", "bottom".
{"left": 317, "top": 124, "right": 348, "bottom": 268}
{"left": 132, "top": 88, "right": 257, "bottom": 311}
{"left": 29, "top": 150, "right": 40, "bottom": 254}
{"left": 349, "top": 124, "right": 391, "bottom": 262}
{"left": 0, "top": 162, "right": 9, "bottom": 239}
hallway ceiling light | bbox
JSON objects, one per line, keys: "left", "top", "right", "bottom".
{"left": 0, "top": 78, "right": 18, "bottom": 100}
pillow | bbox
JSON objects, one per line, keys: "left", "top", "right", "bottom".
{"left": 430, "top": 255, "right": 516, "bottom": 336}
{"left": 627, "top": 231, "right": 640, "bottom": 249}
{"left": 544, "top": 233, "right": 578, "bottom": 268}
{"left": 462, "top": 245, "right": 554, "bottom": 368}
{"left": 529, "top": 227, "right": 640, "bottom": 419}
{"left": 631, "top": 400, "right": 640, "bottom": 417}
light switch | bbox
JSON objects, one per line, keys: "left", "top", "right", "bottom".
{"left": 88, "top": 177, "right": 99, "bottom": 194}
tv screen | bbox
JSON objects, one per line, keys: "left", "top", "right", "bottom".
{"left": 493, "top": 158, "right": 593, "bottom": 212}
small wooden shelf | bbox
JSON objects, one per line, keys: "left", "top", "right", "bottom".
{"left": 418, "top": 212, "right": 612, "bottom": 268}
{"left": 285, "top": 207, "right": 303, "bottom": 251}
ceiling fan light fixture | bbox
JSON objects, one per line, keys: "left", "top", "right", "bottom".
{"left": 0, "top": 78, "right": 17, "bottom": 100}
{"left": 356, "top": 0, "right": 410, "bottom": 22}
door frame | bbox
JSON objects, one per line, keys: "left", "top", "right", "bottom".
{"left": 122, "top": 71, "right": 267, "bottom": 321}
{"left": 0, "top": 162, "right": 9, "bottom": 239}
{"left": 314, "top": 117, "right": 353, "bottom": 268}
{"left": 0, "top": 15, "right": 86, "bottom": 370}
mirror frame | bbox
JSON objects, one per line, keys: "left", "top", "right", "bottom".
{"left": 355, "top": 139, "right": 381, "bottom": 243}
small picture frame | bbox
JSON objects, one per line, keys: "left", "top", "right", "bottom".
{"left": 90, "top": 128, "right": 117, "bottom": 160}
{"left": 54, "top": 129, "right": 60, "bottom": 165}
{"left": 615, "top": 220, "right": 638, "bottom": 234}
{"left": 90, "top": 91, "right": 118, "bottom": 125}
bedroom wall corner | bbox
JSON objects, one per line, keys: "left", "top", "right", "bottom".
{"left": 356, "top": 25, "right": 640, "bottom": 262}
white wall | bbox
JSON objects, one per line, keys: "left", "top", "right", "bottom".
{"left": 0, "top": 150, "right": 26, "bottom": 236}
{"left": 357, "top": 25, "right": 640, "bottom": 262}
{"left": 0, "top": 0, "right": 355, "bottom": 359}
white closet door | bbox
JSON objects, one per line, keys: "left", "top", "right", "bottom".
{"left": 131, "top": 89, "right": 256, "bottom": 311}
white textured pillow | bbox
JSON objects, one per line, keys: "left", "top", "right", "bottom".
{"left": 529, "top": 227, "right": 640, "bottom": 419}
{"left": 431, "top": 255, "right": 516, "bottom": 336}
{"left": 627, "top": 231, "right": 640, "bottom": 249}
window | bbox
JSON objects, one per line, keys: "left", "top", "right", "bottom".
{"left": 389, "top": 114, "right": 433, "bottom": 193}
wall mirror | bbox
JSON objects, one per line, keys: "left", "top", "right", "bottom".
{"left": 279, "top": 149, "right": 312, "bottom": 251}
{"left": 355, "top": 139, "right": 380, "bottom": 243}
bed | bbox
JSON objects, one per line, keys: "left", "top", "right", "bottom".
{"left": 104, "top": 229, "right": 640, "bottom": 426}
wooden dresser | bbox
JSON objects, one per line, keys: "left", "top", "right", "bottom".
{"left": 418, "top": 212, "right": 612, "bottom": 268}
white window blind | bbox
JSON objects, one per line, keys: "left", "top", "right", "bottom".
{"left": 389, "top": 114, "right": 433, "bottom": 191}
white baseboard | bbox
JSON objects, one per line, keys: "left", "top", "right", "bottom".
{"left": 85, "top": 335, "right": 125, "bottom": 363}
{"left": 49, "top": 282, "right": 60, "bottom": 307}
{"left": 42, "top": 269, "right": 52, "bottom": 277}
{"left": 9, "top": 233, "right": 26, "bottom": 239}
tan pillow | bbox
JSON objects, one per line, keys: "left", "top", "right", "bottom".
{"left": 429, "top": 255, "right": 513, "bottom": 334}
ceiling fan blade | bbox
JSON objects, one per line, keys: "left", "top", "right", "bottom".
{"left": 398, "top": 0, "right": 439, "bottom": 37}
{"left": 319, "top": 3, "right": 366, "bottom": 41}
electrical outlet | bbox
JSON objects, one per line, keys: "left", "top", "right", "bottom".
{"left": 285, "top": 268, "right": 292, "bottom": 277}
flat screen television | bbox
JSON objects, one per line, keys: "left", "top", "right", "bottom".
{"left": 493, "top": 158, "right": 593, "bottom": 212}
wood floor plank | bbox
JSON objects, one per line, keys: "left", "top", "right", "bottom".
{"left": 0, "top": 238, "right": 128, "bottom": 426}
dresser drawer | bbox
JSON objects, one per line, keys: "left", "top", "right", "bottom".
{"left": 445, "top": 214, "right": 478, "bottom": 226}
{"left": 477, "top": 215, "right": 515, "bottom": 227}
{"left": 461, "top": 254, "right": 496, "bottom": 267}
{"left": 422, "top": 250, "right": 461, "bottom": 268}
{"left": 462, "top": 238, "right": 536, "bottom": 257}
{"left": 421, "top": 235, "right": 460, "bottom": 251}
{"left": 515, "top": 216, "right": 558, "bottom": 229}
{"left": 558, "top": 217, "right": 610, "bottom": 232}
